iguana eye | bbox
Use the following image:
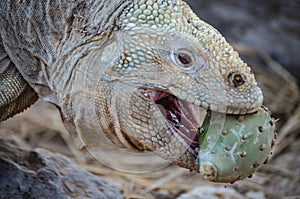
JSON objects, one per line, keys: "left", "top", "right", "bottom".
{"left": 172, "top": 49, "right": 195, "bottom": 70}
{"left": 177, "top": 53, "right": 192, "bottom": 65}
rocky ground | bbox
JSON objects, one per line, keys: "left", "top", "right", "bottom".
{"left": 1, "top": 1, "right": 299, "bottom": 199}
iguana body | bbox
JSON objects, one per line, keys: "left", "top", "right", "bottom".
{"left": 0, "top": 0, "right": 265, "bottom": 174}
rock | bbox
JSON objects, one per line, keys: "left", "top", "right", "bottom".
{"left": 0, "top": 139, "right": 123, "bottom": 199}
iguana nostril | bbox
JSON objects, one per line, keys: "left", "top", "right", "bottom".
{"left": 228, "top": 71, "right": 246, "bottom": 88}
{"left": 233, "top": 74, "right": 245, "bottom": 87}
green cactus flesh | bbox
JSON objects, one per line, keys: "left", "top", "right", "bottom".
{"left": 198, "top": 107, "right": 276, "bottom": 183}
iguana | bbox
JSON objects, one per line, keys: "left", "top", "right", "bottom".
{"left": 0, "top": 0, "right": 274, "bottom": 182}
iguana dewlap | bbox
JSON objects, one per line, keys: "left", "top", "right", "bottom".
{"left": 0, "top": 0, "right": 272, "bottom": 181}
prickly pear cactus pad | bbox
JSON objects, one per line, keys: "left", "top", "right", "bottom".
{"left": 198, "top": 107, "right": 276, "bottom": 183}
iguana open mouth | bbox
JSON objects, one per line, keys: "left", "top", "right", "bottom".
{"left": 148, "top": 90, "right": 207, "bottom": 152}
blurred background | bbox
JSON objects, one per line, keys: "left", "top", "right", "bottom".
{"left": 186, "top": 0, "right": 300, "bottom": 83}
{"left": 1, "top": 1, "right": 299, "bottom": 198}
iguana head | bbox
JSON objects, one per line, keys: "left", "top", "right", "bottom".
{"left": 65, "top": 0, "right": 265, "bottom": 174}
{"left": 91, "top": 0, "right": 264, "bottom": 171}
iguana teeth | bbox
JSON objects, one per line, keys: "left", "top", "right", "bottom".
{"left": 179, "top": 100, "right": 208, "bottom": 128}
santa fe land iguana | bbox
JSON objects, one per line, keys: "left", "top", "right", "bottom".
{"left": 0, "top": 0, "right": 275, "bottom": 182}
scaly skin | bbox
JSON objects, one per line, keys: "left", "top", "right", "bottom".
{"left": 0, "top": 0, "right": 264, "bottom": 172}
{"left": 0, "top": 37, "right": 38, "bottom": 122}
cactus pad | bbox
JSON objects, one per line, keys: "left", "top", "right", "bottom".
{"left": 198, "top": 107, "right": 276, "bottom": 183}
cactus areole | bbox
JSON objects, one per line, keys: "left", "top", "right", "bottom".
{"left": 198, "top": 107, "right": 276, "bottom": 182}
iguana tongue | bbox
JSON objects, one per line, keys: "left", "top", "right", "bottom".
{"left": 149, "top": 90, "right": 207, "bottom": 150}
